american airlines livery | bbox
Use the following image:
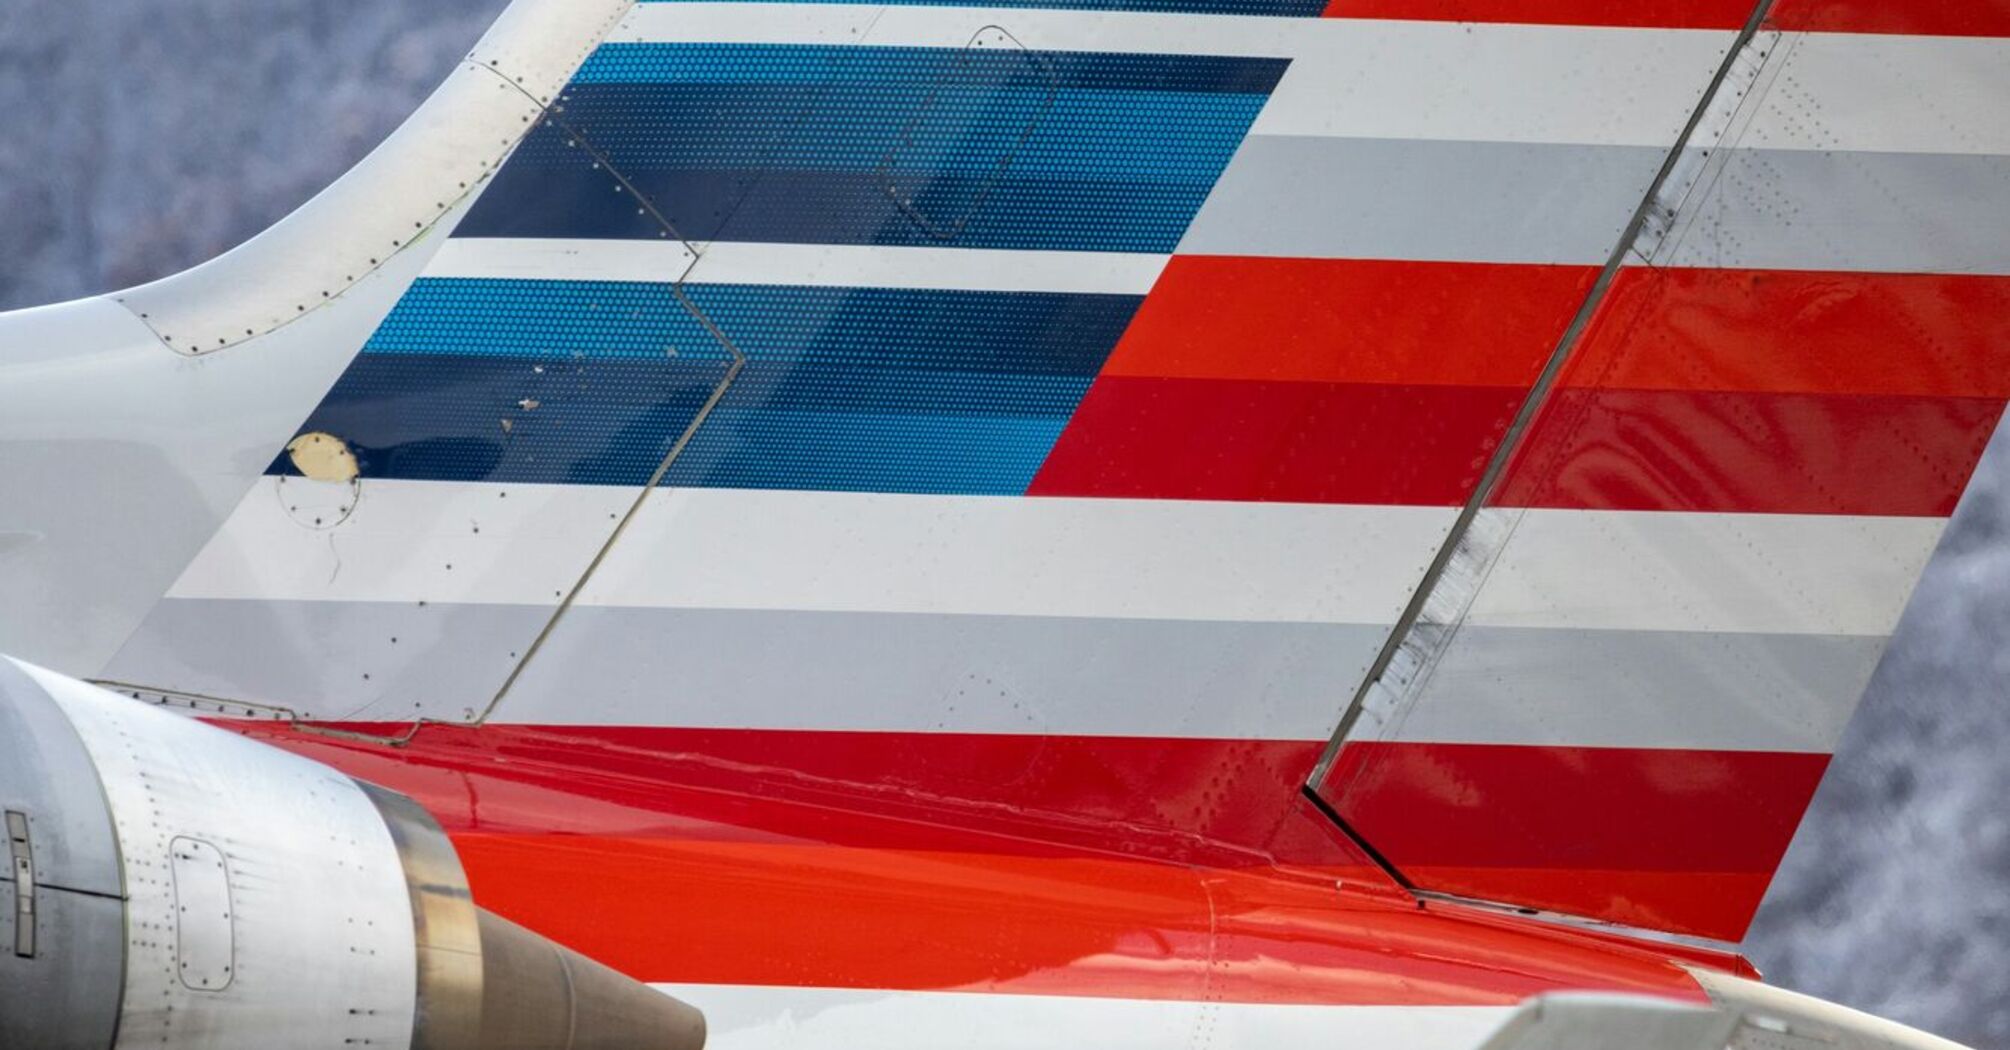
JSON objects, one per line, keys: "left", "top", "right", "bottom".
{"left": 1, "top": 0, "right": 2003, "bottom": 1046}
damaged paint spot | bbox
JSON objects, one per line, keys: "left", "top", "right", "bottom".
{"left": 275, "top": 433, "right": 361, "bottom": 530}
{"left": 286, "top": 431, "right": 361, "bottom": 483}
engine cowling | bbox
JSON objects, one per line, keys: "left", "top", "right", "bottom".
{"left": 0, "top": 656, "right": 704, "bottom": 1050}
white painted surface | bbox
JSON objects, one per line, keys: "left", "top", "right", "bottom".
{"left": 428, "top": 239, "right": 1169, "bottom": 294}
{"left": 662, "top": 983, "right": 1513, "bottom": 1050}
{"left": 172, "top": 480, "right": 1457, "bottom": 624}
{"left": 166, "top": 478, "right": 632, "bottom": 608}
{"left": 1466, "top": 510, "right": 1946, "bottom": 636}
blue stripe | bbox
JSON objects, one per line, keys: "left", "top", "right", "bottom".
{"left": 635, "top": 0, "right": 1325, "bottom": 15}
{"left": 362, "top": 279, "right": 736, "bottom": 361}
{"left": 277, "top": 282, "right": 1139, "bottom": 489}
{"left": 367, "top": 279, "right": 1132, "bottom": 373}
{"left": 459, "top": 45, "right": 1286, "bottom": 251}
{"left": 660, "top": 407, "right": 1075, "bottom": 494}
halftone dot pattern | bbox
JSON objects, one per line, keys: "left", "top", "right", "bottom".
{"left": 468, "top": 168, "right": 1237, "bottom": 250}
{"left": 572, "top": 46, "right": 1291, "bottom": 93}
{"left": 271, "top": 353, "right": 732, "bottom": 486}
{"left": 517, "top": 86, "right": 1264, "bottom": 182}
{"left": 369, "top": 279, "right": 1133, "bottom": 372}
{"left": 275, "top": 280, "right": 1140, "bottom": 490}
{"left": 661, "top": 407, "right": 1080, "bottom": 493}
{"left": 461, "top": 45, "right": 1287, "bottom": 251}
{"left": 293, "top": 37, "right": 1282, "bottom": 489}
{"left": 365, "top": 279, "right": 735, "bottom": 360}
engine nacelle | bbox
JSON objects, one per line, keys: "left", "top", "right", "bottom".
{"left": 0, "top": 656, "right": 704, "bottom": 1050}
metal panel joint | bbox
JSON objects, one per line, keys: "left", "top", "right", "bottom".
{"left": 7, "top": 810, "right": 33, "bottom": 958}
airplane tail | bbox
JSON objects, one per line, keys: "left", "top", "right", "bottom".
{"left": 3, "top": 0, "right": 2006, "bottom": 949}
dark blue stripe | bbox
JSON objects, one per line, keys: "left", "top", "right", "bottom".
{"left": 634, "top": 0, "right": 1326, "bottom": 18}
{"left": 270, "top": 353, "right": 731, "bottom": 487}
{"left": 464, "top": 168, "right": 1223, "bottom": 251}
{"left": 459, "top": 45, "right": 1286, "bottom": 251}
{"left": 277, "top": 282, "right": 1139, "bottom": 489}
{"left": 575, "top": 44, "right": 1292, "bottom": 94}
{"left": 513, "top": 85, "right": 1267, "bottom": 181}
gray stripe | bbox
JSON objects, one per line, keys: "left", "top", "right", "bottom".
{"left": 1661, "top": 148, "right": 2010, "bottom": 274}
{"left": 1180, "top": 136, "right": 1668, "bottom": 264}
{"left": 107, "top": 599, "right": 1881, "bottom": 750}
{"left": 1375, "top": 626, "right": 1888, "bottom": 752}
{"left": 102, "top": 598, "right": 553, "bottom": 722}
{"left": 102, "top": 599, "right": 1390, "bottom": 738}
{"left": 491, "top": 606, "right": 1388, "bottom": 737}
{"left": 1183, "top": 137, "right": 2010, "bottom": 274}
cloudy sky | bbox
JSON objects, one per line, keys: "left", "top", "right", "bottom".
{"left": 2, "top": 1, "right": 2003, "bottom": 1044}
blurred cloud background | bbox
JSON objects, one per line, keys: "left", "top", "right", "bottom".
{"left": 1, "top": 1, "right": 2003, "bottom": 1043}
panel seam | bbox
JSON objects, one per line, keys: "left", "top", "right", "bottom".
{"left": 1304, "top": 0, "right": 1783, "bottom": 805}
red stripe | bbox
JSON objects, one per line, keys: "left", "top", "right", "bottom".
{"left": 1567, "top": 268, "right": 2010, "bottom": 397}
{"left": 1103, "top": 257, "right": 1591, "bottom": 386}
{"left": 233, "top": 723, "right": 1377, "bottom": 872}
{"left": 235, "top": 721, "right": 1755, "bottom": 993}
{"left": 1767, "top": 0, "right": 2010, "bottom": 36}
{"left": 1029, "top": 377, "right": 1520, "bottom": 504}
{"left": 1043, "top": 262, "right": 2008, "bottom": 511}
{"left": 1319, "top": 0, "right": 1752, "bottom": 29}
{"left": 1322, "top": 0, "right": 2010, "bottom": 32}
{"left": 1032, "top": 377, "right": 1998, "bottom": 512}
{"left": 1497, "top": 387, "right": 2003, "bottom": 514}
{"left": 449, "top": 833, "right": 1713, "bottom": 1003}
{"left": 1320, "top": 742, "right": 1831, "bottom": 939}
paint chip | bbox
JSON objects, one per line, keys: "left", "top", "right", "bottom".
{"left": 285, "top": 432, "right": 360, "bottom": 483}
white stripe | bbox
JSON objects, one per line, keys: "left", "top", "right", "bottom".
{"left": 1466, "top": 509, "right": 1945, "bottom": 636}
{"left": 1739, "top": 32, "right": 2010, "bottom": 156}
{"left": 425, "top": 237, "right": 700, "bottom": 283}
{"left": 171, "top": 480, "right": 1455, "bottom": 624}
{"left": 613, "top": 6, "right": 1732, "bottom": 148}
{"left": 166, "top": 478, "right": 633, "bottom": 607}
{"left": 174, "top": 480, "right": 1943, "bottom": 636}
{"left": 426, "top": 238, "right": 1168, "bottom": 294}
{"left": 657, "top": 984, "right": 1512, "bottom": 1050}
{"left": 581, "top": 488, "right": 1449, "bottom": 622}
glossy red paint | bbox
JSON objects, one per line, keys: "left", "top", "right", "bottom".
{"left": 1319, "top": 0, "right": 1754, "bottom": 29}
{"left": 1033, "top": 377, "right": 1999, "bottom": 513}
{"left": 222, "top": 720, "right": 1745, "bottom": 1005}
{"left": 1320, "top": 742, "right": 1832, "bottom": 940}
{"left": 1100, "top": 257, "right": 1592, "bottom": 387}
{"left": 1031, "top": 256, "right": 1576, "bottom": 504}
{"left": 1504, "top": 268, "right": 2010, "bottom": 513}
{"left": 1043, "top": 261, "right": 2009, "bottom": 511}
{"left": 1767, "top": 0, "right": 2010, "bottom": 35}
{"left": 1028, "top": 377, "right": 1520, "bottom": 504}
{"left": 234, "top": 724, "right": 1383, "bottom": 871}
{"left": 1565, "top": 269, "right": 2010, "bottom": 399}
{"left": 1497, "top": 387, "right": 2003, "bottom": 515}
{"left": 1511, "top": 267, "right": 2010, "bottom": 508}
{"left": 450, "top": 834, "right": 1717, "bottom": 1004}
